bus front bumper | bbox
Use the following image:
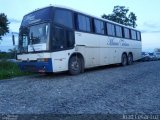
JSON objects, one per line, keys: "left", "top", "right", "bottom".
{"left": 18, "top": 58, "right": 53, "bottom": 73}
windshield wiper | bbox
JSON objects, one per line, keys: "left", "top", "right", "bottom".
{"left": 30, "top": 44, "right": 36, "bottom": 52}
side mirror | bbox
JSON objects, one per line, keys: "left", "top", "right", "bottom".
{"left": 12, "top": 34, "right": 15, "bottom": 46}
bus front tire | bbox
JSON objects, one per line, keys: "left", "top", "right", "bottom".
{"left": 121, "top": 54, "right": 127, "bottom": 66}
{"left": 128, "top": 54, "right": 133, "bottom": 65}
{"left": 69, "top": 56, "right": 82, "bottom": 75}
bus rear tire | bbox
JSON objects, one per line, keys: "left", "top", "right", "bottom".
{"left": 121, "top": 53, "right": 127, "bottom": 66}
{"left": 69, "top": 56, "right": 82, "bottom": 75}
{"left": 128, "top": 54, "right": 133, "bottom": 65}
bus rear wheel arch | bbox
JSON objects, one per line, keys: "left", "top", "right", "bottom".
{"left": 68, "top": 53, "right": 84, "bottom": 75}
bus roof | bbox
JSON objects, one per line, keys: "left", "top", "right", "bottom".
{"left": 25, "top": 5, "right": 139, "bottom": 31}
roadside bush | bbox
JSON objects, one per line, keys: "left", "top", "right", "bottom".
{"left": 0, "top": 60, "right": 29, "bottom": 80}
{"left": 0, "top": 52, "right": 16, "bottom": 59}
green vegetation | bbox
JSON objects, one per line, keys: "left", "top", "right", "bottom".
{"left": 102, "top": 6, "right": 137, "bottom": 28}
{"left": 0, "top": 13, "right": 9, "bottom": 40}
{"left": 0, "top": 47, "right": 17, "bottom": 59}
{"left": 0, "top": 52, "right": 16, "bottom": 59}
{"left": 0, "top": 60, "right": 30, "bottom": 80}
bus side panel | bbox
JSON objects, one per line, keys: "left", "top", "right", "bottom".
{"left": 75, "top": 31, "right": 101, "bottom": 68}
{"left": 51, "top": 50, "right": 74, "bottom": 72}
{"left": 75, "top": 31, "right": 142, "bottom": 68}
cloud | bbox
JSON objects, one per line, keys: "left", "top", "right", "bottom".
{"left": 9, "top": 18, "right": 21, "bottom": 24}
{"left": 140, "top": 22, "right": 160, "bottom": 33}
{"left": 8, "top": 18, "right": 21, "bottom": 33}
{"left": 140, "top": 30, "right": 148, "bottom": 33}
{"left": 143, "top": 22, "right": 159, "bottom": 28}
{"left": 141, "top": 29, "right": 160, "bottom": 33}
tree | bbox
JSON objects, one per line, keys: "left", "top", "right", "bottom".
{"left": 0, "top": 13, "right": 9, "bottom": 40}
{"left": 128, "top": 12, "right": 137, "bottom": 28}
{"left": 102, "top": 6, "right": 137, "bottom": 28}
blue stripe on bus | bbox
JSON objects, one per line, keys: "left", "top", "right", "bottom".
{"left": 18, "top": 58, "right": 53, "bottom": 73}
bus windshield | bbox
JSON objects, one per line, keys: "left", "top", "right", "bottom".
{"left": 18, "top": 23, "right": 50, "bottom": 53}
{"left": 29, "top": 23, "right": 50, "bottom": 45}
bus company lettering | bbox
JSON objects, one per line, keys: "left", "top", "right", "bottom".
{"left": 120, "top": 40, "right": 129, "bottom": 46}
{"left": 25, "top": 15, "right": 35, "bottom": 21}
{"left": 107, "top": 39, "right": 129, "bottom": 46}
{"left": 24, "top": 15, "right": 41, "bottom": 24}
{"left": 107, "top": 39, "right": 119, "bottom": 46}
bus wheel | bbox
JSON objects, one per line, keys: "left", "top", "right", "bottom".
{"left": 128, "top": 54, "right": 133, "bottom": 65}
{"left": 121, "top": 54, "right": 127, "bottom": 66}
{"left": 69, "top": 56, "right": 82, "bottom": 75}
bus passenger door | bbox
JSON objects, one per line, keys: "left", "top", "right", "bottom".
{"left": 51, "top": 25, "right": 74, "bottom": 72}
{"left": 52, "top": 25, "right": 74, "bottom": 50}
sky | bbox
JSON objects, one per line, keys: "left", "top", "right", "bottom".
{"left": 0, "top": 0, "right": 160, "bottom": 52}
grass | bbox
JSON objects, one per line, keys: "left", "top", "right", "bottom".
{"left": 0, "top": 60, "right": 31, "bottom": 80}
{"left": 0, "top": 52, "right": 16, "bottom": 59}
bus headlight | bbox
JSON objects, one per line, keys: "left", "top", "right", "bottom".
{"left": 37, "top": 58, "right": 49, "bottom": 62}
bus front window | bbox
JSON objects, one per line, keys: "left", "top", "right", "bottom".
{"left": 29, "top": 23, "right": 50, "bottom": 45}
{"left": 18, "top": 23, "right": 50, "bottom": 53}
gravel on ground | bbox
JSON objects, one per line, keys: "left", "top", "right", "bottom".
{"left": 0, "top": 61, "right": 160, "bottom": 114}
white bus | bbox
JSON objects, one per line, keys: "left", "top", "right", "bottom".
{"left": 17, "top": 5, "right": 142, "bottom": 75}
{"left": 154, "top": 48, "right": 160, "bottom": 59}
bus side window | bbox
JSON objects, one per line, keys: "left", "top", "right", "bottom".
{"left": 137, "top": 31, "right": 141, "bottom": 41}
{"left": 94, "top": 19, "right": 105, "bottom": 34}
{"left": 106, "top": 23, "right": 115, "bottom": 36}
{"left": 54, "top": 9, "right": 73, "bottom": 29}
{"left": 131, "top": 30, "right": 137, "bottom": 40}
{"left": 115, "top": 25, "right": 123, "bottom": 37}
{"left": 76, "top": 14, "right": 91, "bottom": 32}
{"left": 124, "top": 28, "right": 130, "bottom": 39}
